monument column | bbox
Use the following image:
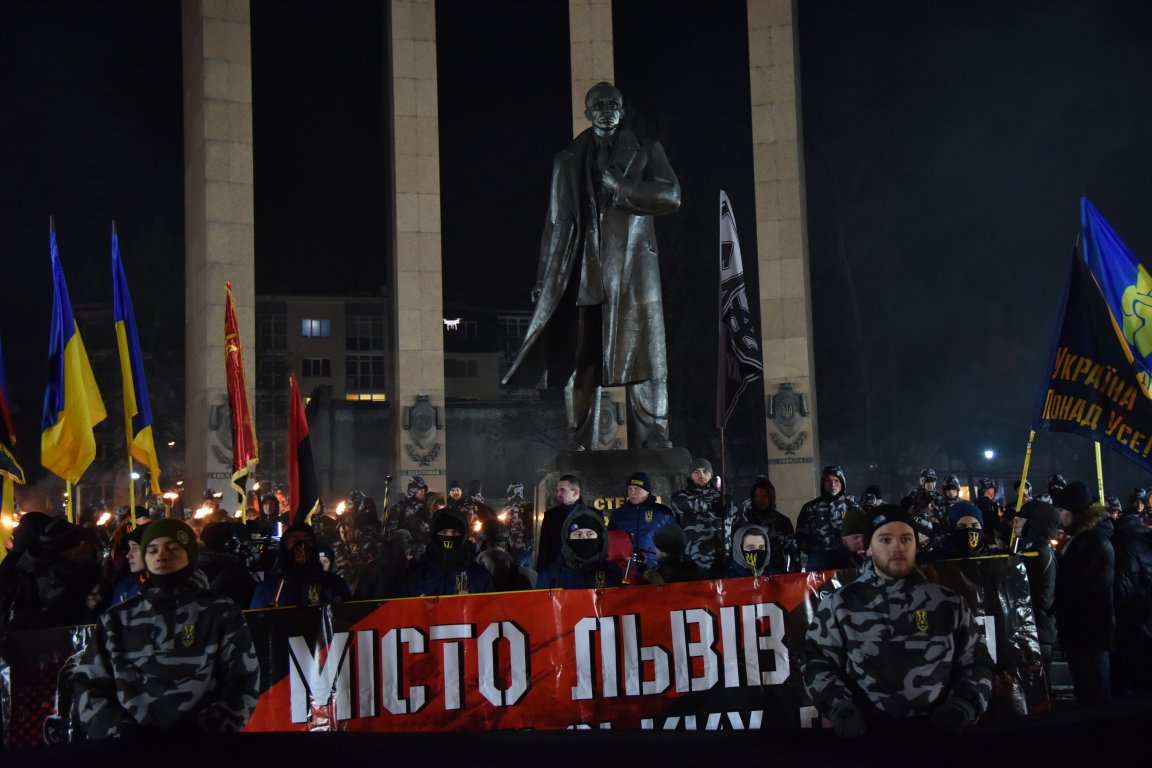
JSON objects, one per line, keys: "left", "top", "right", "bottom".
{"left": 181, "top": 0, "right": 256, "bottom": 505}
{"left": 747, "top": 0, "right": 819, "bottom": 518}
{"left": 389, "top": 0, "right": 447, "bottom": 492}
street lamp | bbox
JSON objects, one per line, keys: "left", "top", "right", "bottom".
{"left": 983, "top": 449, "right": 995, "bottom": 461}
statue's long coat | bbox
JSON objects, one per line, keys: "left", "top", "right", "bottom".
{"left": 502, "top": 127, "right": 681, "bottom": 389}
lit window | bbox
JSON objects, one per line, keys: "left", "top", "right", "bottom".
{"left": 301, "top": 318, "right": 331, "bottom": 338}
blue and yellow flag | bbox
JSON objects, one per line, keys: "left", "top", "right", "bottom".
{"left": 41, "top": 222, "right": 107, "bottom": 484}
{"left": 1081, "top": 197, "right": 1152, "bottom": 393}
{"left": 112, "top": 225, "right": 161, "bottom": 495}
{"left": 1036, "top": 253, "right": 1152, "bottom": 473}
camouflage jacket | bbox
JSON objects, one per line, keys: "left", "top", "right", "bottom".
{"left": 383, "top": 497, "right": 430, "bottom": 556}
{"left": 670, "top": 484, "right": 728, "bottom": 576}
{"left": 795, "top": 493, "right": 858, "bottom": 555}
{"left": 73, "top": 569, "right": 259, "bottom": 737}
{"left": 803, "top": 562, "right": 993, "bottom": 721}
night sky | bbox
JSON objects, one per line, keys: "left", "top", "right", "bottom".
{"left": 3, "top": 0, "right": 1152, "bottom": 500}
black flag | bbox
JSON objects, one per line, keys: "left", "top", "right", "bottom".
{"left": 716, "top": 190, "right": 764, "bottom": 429}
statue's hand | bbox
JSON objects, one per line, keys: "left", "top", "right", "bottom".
{"left": 600, "top": 167, "right": 622, "bottom": 196}
{"left": 531, "top": 283, "right": 543, "bottom": 303}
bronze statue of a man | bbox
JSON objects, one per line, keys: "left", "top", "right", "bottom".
{"left": 502, "top": 82, "right": 681, "bottom": 450}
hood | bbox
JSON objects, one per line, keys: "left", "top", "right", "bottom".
{"left": 560, "top": 507, "right": 609, "bottom": 570}
{"left": 730, "top": 523, "right": 771, "bottom": 571}
{"left": 1020, "top": 500, "right": 1060, "bottom": 545}
{"left": 820, "top": 466, "right": 846, "bottom": 500}
{"left": 747, "top": 476, "right": 776, "bottom": 507}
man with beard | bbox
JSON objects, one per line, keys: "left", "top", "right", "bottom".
{"left": 732, "top": 475, "right": 800, "bottom": 573}
{"left": 803, "top": 505, "right": 993, "bottom": 737}
{"left": 249, "top": 523, "right": 351, "bottom": 608}
{"left": 796, "top": 465, "right": 860, "bottom": 572}
{"left": 536, "top": 507, "right": 623, "bottom": 589}
{"left": 401, "top": 509, "right": 494, "bottom": 597}
{"left": 670, "top": 458, "right": 729, "bottom": 577}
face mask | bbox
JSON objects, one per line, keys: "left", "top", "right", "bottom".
{"left": 567, "top": 538, "right": 601, "bottom": 562}
{"left": 429, "top": 534, "right": 466, "bottom": 569}
{"left": 742, "top": 549, "right": 766, "bottom": 571}
{"left": 953, "top": 528, "right": 983, "bottom": 553}
{"left": 285, "top": 540, "right": 315, "bottom": 571}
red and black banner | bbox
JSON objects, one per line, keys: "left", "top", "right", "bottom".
{"left": 1, "top": 558, "right": 1048, "bottom": 748}
{"left": 288, "top": 372, "right": 319, "bottom": 525}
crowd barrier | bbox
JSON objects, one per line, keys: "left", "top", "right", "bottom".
{"left": 0, "top": 556, "right": 1047, "bottom": 749}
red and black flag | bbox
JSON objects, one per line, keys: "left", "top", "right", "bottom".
{"left": 288, "top": 372, "right": 319, "bottom": 525}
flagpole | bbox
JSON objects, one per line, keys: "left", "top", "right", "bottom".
{"left": 127, "top": 455, "right": 136, "bottom": 526}
{"left": 1094, "top": 441, "right": 1105, "bottom": 502}
{"left": 1009, "top": 429, "right": 1036, "bottom": 553}
{"left": 65, "top": 480, "right": 73, "bottom": 523}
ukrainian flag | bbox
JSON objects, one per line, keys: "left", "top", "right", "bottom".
{"left": 1081, "top": 197, "right": 1152, "bottom": 381}
{"left": 41, "top": 222, "right": 106, "bottom": 484}
{"left": 112, "top": 225, "right": 161, "bottom": 495}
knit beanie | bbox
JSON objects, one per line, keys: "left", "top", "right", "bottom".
{"left": 39, "top": 517, "right": 84, "bottom": 553}
{"left": 627, "top": 471, "right": 652, "bottom": 493}
{"left": 139, "top": 517, "right": 199, "bottom": 562}
{"left": 840, "top": 506, "right": 869, "bottom": 538}
{"left": 947, "top": 501, "right": 984, "bottom": 528}
{"left": 691, "top": 458, "right": 714, "bottom": 473}
{"left": 866, "top": 504, "right": 919, "bottom": 548}
{"left": 1055, "top": 481, "right": 1093, "bottom": 516}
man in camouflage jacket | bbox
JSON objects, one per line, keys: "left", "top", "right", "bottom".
{"left": 803, "top": 505, "right": 993, "bottom": 737}
{"left": 796, "top": 465, "right": 860, "bottom": 571}
{"left": 73, "top": 518, "right": 259, "bottom": 737}
{"left": 383, "top": 476, "right": 431, "bottom": 558}
{"left": 669, "top": 458, "right": 729, "bottom": 577}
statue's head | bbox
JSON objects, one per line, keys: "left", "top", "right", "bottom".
{"left": 584, "top": 82, "right": 624, "bottom": 134}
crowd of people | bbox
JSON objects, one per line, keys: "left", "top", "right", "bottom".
{"left": 1, "top": 460, "right": 1150, "bottom": 740}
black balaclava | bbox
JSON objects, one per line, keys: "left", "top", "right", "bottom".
{"left": 428, "top": 509, "right": 468, "bottom": 570}
{"left": 561, "top": 511, "right": 608, "bottom": 571}
{"left": 279, "top": 523, "right": 320, "bottom": 575}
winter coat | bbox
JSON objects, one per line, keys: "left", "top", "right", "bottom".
{"left": 73, "top": 569, "right": 259, "bottom": 736}
{"left": 502, "top": 127, "right": 681, "bottom": 389}
{"left": 1055, "top": 506, "right": 1115, "bottom": 652}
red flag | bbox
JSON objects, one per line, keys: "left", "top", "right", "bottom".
{"left": 288, "top": 373, "right": 319, "bottom": 525}
{"left": 225, "top": 281, "right": 258, "bottom": 496}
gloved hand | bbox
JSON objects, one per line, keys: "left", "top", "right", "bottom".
{"left": 930, "top": 698, "right": 975, "bottom": 734}
{"left": 829, "top": 701, "right": 866, "bottom": 738}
